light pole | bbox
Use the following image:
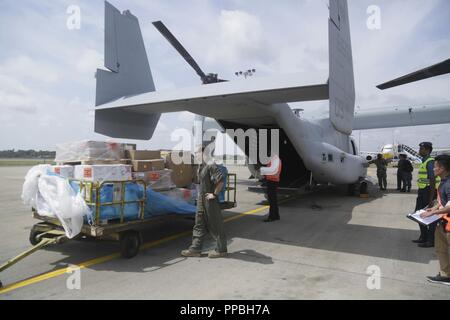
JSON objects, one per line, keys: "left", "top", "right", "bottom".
{"left": 235, "top": 69, "right": 256, "bottom": 79}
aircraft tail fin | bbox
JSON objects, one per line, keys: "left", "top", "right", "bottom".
{"left": 328, "top": 0, "right": 355, "bottom": 135}
{"left": 95, "top": 1, "right": 160, "bottom": 139}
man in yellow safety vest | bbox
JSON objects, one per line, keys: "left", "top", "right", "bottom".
{"left": 414, "top": 142, "right": 441, "bottom": 248}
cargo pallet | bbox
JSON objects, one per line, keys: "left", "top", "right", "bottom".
{"left": 0, "top": 174, "right": 237, "bottom": 288}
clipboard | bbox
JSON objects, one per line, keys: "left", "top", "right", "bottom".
{"left": 407, "top": 209, "right": 442, "bottom": 226}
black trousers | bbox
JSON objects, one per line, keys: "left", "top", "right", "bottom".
{"left": 415, "top": 187, "right": 436, "bottom": 243}
{"left": 267, "top": 180, "right": 280, "bottom": 220}
{"left": 397, "top": 171, "right": 402, "bottom": 190}
{"left": 401, "top": 172, "right": 412, "bottom": 191}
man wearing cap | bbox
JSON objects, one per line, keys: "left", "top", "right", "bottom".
{"left": 368, "top": 154, "right": 390, "bottom": 191}
{"left": 181, "top": 141, "right": 227, "bottom": 258}
{"left": 413, "top": 142, "right": 440, "bottom": 248}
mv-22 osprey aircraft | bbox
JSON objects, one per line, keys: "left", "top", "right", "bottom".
{"left": 94, "top": 0, "right": 450, "bottom": 193}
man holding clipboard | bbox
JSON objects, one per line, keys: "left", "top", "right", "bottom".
{"left": 413, "top": 142, "right": 440, "bottom": 247}
{"left": 418, "top": 155, "right": 450, "bottom": 285}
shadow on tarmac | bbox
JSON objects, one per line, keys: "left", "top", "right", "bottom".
{"left": 33, "top": 182, "right": 432, "bottom": 276}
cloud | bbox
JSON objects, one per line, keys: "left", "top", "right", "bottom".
{"left": 76, "top": 49, "right": 103, "bottom": 75}
{"left": 177, "top": 111, "right": 196, "bottom": 124}
{"left": 350, "top": 0, "right": 445, "bottom": 106}
{"left": 0, "top": 74, "right": 36, "bottom": 114}
{"left": 206, "top": 10, "right": 265, "bottom": 67}
{"left": 0, "top": 0, "right": 448, "bottom": 152}
{"left": 0, "top": 55, "right": 59, "bottom": 83}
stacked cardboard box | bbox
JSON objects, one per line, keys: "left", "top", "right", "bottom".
{"left": 126, "top": 150, "right": 161, "bottom": 160}
{"left": 128, "top": 150, "right": 176, "bottom": 190}
{"left": 132, "top": 169, "right": 175, "bottom": 190}
{"left": 127, "top": 150, "right": 165, "bottom": 172}
{"left": 165, "top": 151, "right": 194, "bottom": 188}
{"left": 132, "top": 159, "right": 165, "bottom": 172}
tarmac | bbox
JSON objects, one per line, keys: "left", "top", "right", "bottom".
{"left": 0, "top": 165, "right": 449, "bottom": 299}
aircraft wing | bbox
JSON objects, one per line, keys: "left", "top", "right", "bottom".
{"left": 96, "top": 73, "right": 329, "bottom": 128}
{"left": 353, "top": 103, "right": 450, "bottom": 130}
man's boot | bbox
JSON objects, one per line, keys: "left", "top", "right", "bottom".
{"left": 181, "top": 249, "right": 201, "bottom": 257}
{"left": 208, "top": 250, "right": 228, "bottom": 258}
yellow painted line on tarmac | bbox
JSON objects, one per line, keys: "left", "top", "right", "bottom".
{"left": 224, "top": 205, "right": 270, "bottom": 223}
{"left": 0, "top": 193, "right": 301, "bottom": 295}
{"left": 0, "top": 200, "right": 283, "bottom": 295}
{"left": 0, "top": 252, "right": 122, "bottom": 295}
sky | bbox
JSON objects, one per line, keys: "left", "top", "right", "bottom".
{"left": 0, "top": 0, "right": 449, "bottom": 153}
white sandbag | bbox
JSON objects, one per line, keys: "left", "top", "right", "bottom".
{"left": 21, "top": 164, "right": 51, "bottom": 208}
{"left": 22, "top": 165, "right": 90, "bottom": 239}
{"left": 37, "top": 175, "right": 89, "bottom": 238}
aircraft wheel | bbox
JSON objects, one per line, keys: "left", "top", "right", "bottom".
{"left": 347, "top": 184, "right": 356, "bottom": 196}
{"left": 359, "top": 182, "right": 368, "bottom": 195}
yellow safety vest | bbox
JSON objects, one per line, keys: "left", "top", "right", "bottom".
{"left": 417, "top": 157, "right": 441, "bottom": 189}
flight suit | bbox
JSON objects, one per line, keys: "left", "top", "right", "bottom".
{"left": 189, "top": 163, "right": 227, "bottom": 253}
{"left": 371, "top": 158, "right": 388, "bottom": 190}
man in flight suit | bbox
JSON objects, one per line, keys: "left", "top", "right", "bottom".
{"left": 181, "top": 141, "right": 227, "bottom": 258}
{"left": 369, "top": 154, "right": 390, "bottom": 191}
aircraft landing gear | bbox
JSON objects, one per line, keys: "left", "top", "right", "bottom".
{"left": 305, "top": 172, "right": 315, "bottom": 192}
{"left": 359, "top": 181, "right": 369, "bottom": 197}
{"left": 348, "top": 181, "right": 368, "bottom": 197}
{"left": 347, "top": 183, "right": 356, "bottom": 196}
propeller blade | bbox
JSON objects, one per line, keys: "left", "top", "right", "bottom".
{"left": 152, "top": 21, "right": 207, "bottom": 82}
{"left": 377, "top": 58, "right": 450, "bottom": 90}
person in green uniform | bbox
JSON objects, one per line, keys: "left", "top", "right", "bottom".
{"left": 369, "top": 154, "right": 390, "bottom": 190}
{"left": 181, "top": 142, "right": 227, "bottom": 258}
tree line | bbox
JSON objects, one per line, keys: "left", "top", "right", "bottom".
{"left": 0, "top": 149, "right": 55, "bottom": 159}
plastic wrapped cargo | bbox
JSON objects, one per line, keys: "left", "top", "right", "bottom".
{"left": 145, "top": 188, "right": 196, "bottom": 217}
{"left": 69, "top": 181, "right": 145, "bottom": 224}
{"left": 74, "top": 164, "right": 132, "bottom": 182}
{"left": 55, "top": 140, "right": 127, "bottom": 163}
{"left": 132, "top": 169, "right": 175, "bottom": 190}
{"left": 51, "top": 165, "right": 74, "bottom": 178}
{"left": 159, "top": 187, "right": 197, "bottom": 205}
{"left": 22, "top": 165, "right": 51, "bottom": 209}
